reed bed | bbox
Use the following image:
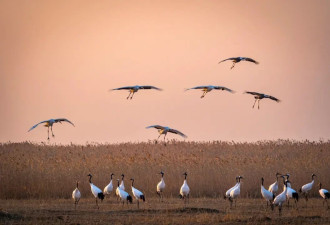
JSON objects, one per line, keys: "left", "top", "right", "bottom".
{"left": 0, "top": 140, "right": 329, "bottom": 199}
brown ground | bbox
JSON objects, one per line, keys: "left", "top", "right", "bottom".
{"left": 1, "top": 198, "right": 329, "bottom": 225}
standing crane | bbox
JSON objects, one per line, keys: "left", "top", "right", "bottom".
{"left": 156, "top": 171, "right": 165, "bottom": 202}
{"left": 299, "top": 174, "right": 317, "bottom": 207}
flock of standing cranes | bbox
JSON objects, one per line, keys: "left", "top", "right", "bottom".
{"left": 71, "top": 171, "right": 330, "bottom": 215}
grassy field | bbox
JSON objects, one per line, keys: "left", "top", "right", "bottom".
{"left": 0, "top": 140, "right": 329, "bottom": 224}
{"left": 1, "top": 198, "right": 329, "bottom": 225}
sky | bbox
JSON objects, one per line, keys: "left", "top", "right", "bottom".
{"left": 0, "top": 0, "right": 329, "bottom": 144}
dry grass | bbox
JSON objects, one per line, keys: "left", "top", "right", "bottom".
{"left": 1, "top": 198, "right": 329, "bottom": 225}
{"left": 0, "top": 140, "right": 329, "bottom": 200}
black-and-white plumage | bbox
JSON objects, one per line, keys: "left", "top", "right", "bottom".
{"left": 157, "top": 171, "right": 165, "bottom": 202}
{"left": 319, "top": 183, "right": 330, "bottom": 209}
{"left": 185, "top": 85, "right": 235, "bottom": 98}
{"left": 28, "top": 118, "right": 75, "bottom": 140}
{"left": 284, "top": 175, "right": 299, "bottom": 208}
{"left": 87, "top": 174, "right": 104, "bottom": 209}
{"left": 130, "top": 178, "right": 145, "bottom": 209}
{"left": 273, "top": 176, "right": 288, "bottom": 216}
{"left": 299, "top": 174, "right": 317, "bottom": 206}
{"left": 116, "top": 174, "right": 125, "bottom": 202}
{"left": 116, "top": 179, "right": 132, "bottom": 205}
{"left": 218, "top": 57, "right": 259, "bottom": 69}
{"left": 244, "top": 91, "right": 280, "bottom": 109}
{"left": 261, "top": 177, "right": 275, "bottom": 210}
{"left": 72, "top": 181, "right": 81, "bottom": 210}
{"left": 110, "top": 85, "right": 162, "bottom": 100}
{"left": 146, "top": 125, "right": 187, "bottom": 142}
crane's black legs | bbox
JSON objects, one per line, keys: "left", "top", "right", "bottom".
{"left": 47, "top": 127, "right": 50, "bottom": 140}
{"left": 96, "top": 198, "right": 99, "bottom": 209}
{"left": 258, "top": 100, "right": 260, "bottom": 109}
{"left": 252, "top": 99, "right": 257, "bottom": 108}
{"left": 51, "top": 126, "right": 55, "bottom": 137}
{"left": 231, "top": 62, "right": 236, "bottom": 69}
{"left": 201, "top": 91, "right": 206, "bottom": 98}
{"left": 130, "top": 92, "right": 135, "bottom": 99}
{"left": 127, "top": 92, "right": 132, "bottom": 99}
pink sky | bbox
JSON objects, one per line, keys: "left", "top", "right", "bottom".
{"left": 0, "top": 0, "right": 329, "bottom": 144}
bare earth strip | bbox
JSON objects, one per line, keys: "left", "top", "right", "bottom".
{"left": 1, "top": 198, "right": 330, "bottom": 225}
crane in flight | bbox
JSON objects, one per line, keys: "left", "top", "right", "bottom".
{"left": 146, "top": 125, "right": 187, "bottom": 143}
{"left": 219, "top": 57, "right": 259, "bottom": 69}
{"left": 28, "top": 118, "right": 75, "bottom": 140}
{"left": 110, "top": 85, "right": 162, "bottom": 100}
{"left": 185, "top": 85, "right": 234, "bottom": 98}
{"left": 244, "top": 91, "right": 280, "bottom": 109}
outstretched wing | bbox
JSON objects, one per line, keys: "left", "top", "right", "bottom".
{"left": 185, "top": 86, "right": 209, "bottom": 91}
{"left": 146, "top": 125, "right": 164, "bottom": 130}
{"left": 244, "top": 91, "right": 262, "bottom": 96}
{"left": 168, "top": 128, "right": 187, "bottom": 138}
{"left": 28, "top": 120, "right": 49, "bottom": 132}
{"left": 218, "top": 57, "right": 238, "bottom": 64}
{"left": 110, "top": 86, "right": 134, "bottom": 91}
{"left": 139, "top": 86, "right": 162, "bottom": 91}
{"left": 54, "top": 118, "right": 75, "bottom": 126}
{"left": 265, "top": 95, "right": 280, "bottom": 102}
{"left": 243, "top": 57, "right": 259, "bottom": 64}
{"left": 214, "top": 86, "right": 235, "bottom": 93}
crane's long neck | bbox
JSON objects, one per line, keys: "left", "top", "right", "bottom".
{"left": 261, "top": 179, "right": 264, "bottom": 186}
{"left": 76, "top": 182, "right": 79, "bottom": 188}
{"left": 110, "top": 174, "right": 113, "bottom": 181}
{"left": 89, "top": 176, "right": 92, "bottom": 184}
{"left": 122, "top": 176, "right": 124, "bottom": 181}
{"left": 184, "top": 174, "right": 187, "bottom": 180}
{"left": 117, "top": 180, "right": 120, "bottom": 187}
{"left": 161, "top": 173, "right": 164, "bottom": 178}
{"left": 131, "top": 180, "right": 134, "bottom": 187}
{"left": 319, "top": 183, "right": 322, "bottom": 190}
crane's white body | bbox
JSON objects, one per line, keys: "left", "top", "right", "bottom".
{"left": 180, "top": 180, "right": 190, "bottom": 197}
{"left": 132, "top": 186, "right": 144, "bottom": 200}
{"left": 301, "top": 180, "right": 314, "bottom": 194}
{"left": 157, "top": 178, "right": 165, "bottom": 193}
{"left": 261, "top": 184, "right": 274, "bottom": 202}
{"left": 230, "top": 183, "right": 241, "bottom": 200}
{"left": 72, "top": 184, "right": 81, "bottom": 209}
{"left": 117, "top": 187, "right": 130, "bottom": 203}
{"left": 72, "top": 188, "right": 81, "bottom": 201}
{"left": 90, "top": 183, "right": 103, "bottom": 198}
{"left": 268, "top": 181, "right": 278, "bottom": 195}
{"left": 273, "top": 185, "right": 287, "bottom": 207}
{"left": 120, "top": 180, "right": 125, "bottom": 190}
{"left": 104, "top": 180, "right": 113, "bottom": 195}
{"left": 319, "top": 188, "right": 329, "bottom": 199}
{"left": 225, "top": 182, "right": 238, "bottom": 198}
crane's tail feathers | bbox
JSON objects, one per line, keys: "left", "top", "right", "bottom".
{"left": 292, "top": 192, "right": 299, "bottom": 201}
{"left": 140, "top": 195, "right": 145, "bottom": 202}
{"left": 127, "top": 195, "right": 133, "bottom": 203}
{"left": 98, "top": 192, "right": 105, "bottom": 201}
{"left": 223, "top": 194, "right": 227, "bottom": 200}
